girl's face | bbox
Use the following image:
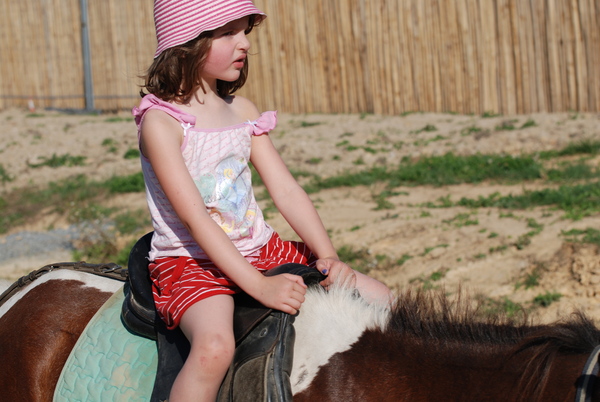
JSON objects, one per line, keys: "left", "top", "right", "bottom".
{"left": 202, "top": 17, "right": 251, "bottom": 84}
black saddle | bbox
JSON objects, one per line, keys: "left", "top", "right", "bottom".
{"left": 121, "top": 232, "right": 324, "bottom": 402}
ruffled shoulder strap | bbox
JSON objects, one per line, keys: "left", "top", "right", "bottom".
{"left": 132, "top": 94, "right": 196, "bottom": 129}
{"left": 247, "top": 111, "right": 277, "bottom": 136}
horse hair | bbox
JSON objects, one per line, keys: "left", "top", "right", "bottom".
{"left": 386, "top": 287, "right": 600, "bottom": 348}
{"left": 382, "top": 287, "right": 600, "bottom": 400}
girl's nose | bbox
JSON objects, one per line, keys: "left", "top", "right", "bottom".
{"left": 238, "top": 32, "right": 250, "bottom": 51}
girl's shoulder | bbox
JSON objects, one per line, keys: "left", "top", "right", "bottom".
{"left": 133, "top": 94, "right": 196, "bottom": 129}
{"left": 228, "top": 94, "right": 261, "bottom": 122}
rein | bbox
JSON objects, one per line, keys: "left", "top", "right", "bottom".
{"left": 575, "top": 345, "right": 600, "bottom": 402}
{"left": 0, "top": 261, "right": 127, "bottom": 309}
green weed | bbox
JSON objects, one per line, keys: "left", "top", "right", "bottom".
{"left": 104, "top": 116, "right": 134, "bottom": 123}
{"left": 515, "top": 263, "right": 544, "bottom": 290}
{"left": 546, "top": 162, "right": 596, "bottom": 182}
{"left": 481, "top": 111, "right": 501, "bottom": 118}
{"left": 495, "top": 120, "right": 518, "bottom": 131}
{"left": 411, "top": 124, "right": 437, "bottom": 134}
{"left": 103, "top": 172, "right": 145, "bottom": 193}
{"left": 0, "top": 164, "right": 14, "bottom": 184}
{"left": 410, "top": 268, "right": 448, "bottom": 290}
{"left": 101, "top": 138, "right": 118, "bottom": 153}
{"left": 443, "top": 212, "right": 478, "bottom": 227}
{"left": 114, "top": 209, "right": 151, "bottom": 235}
{"left": 123, "top": 149, "right": 140, "bottom": 159}
{"left": 336, "top": 245, "right": 372, "bottom": 273}
{"left": 520, "top": 119, "right": 537, "bottom": 129}
{"left": 478, "top": 296, "right": 525, "bottom": 319}
{"left": 397, "top": 253, "right": 413, "bottom": 266}
{"left": 539, "top": 139, "right": 600, "bottom": 159}
{"left": 533, "top": 291, "right": 562, "bottom": 307}
{"left": 458, "top": 182, "right": 600, "bottom": 220}
{"left": 460, "top": 125, "right": 483, "bottom": 136}
{"left": 28, "top": 153, "right": 87, "bottom": 168}
{"left": 307, "top": 153, "right": 542, "bottom": 192}
{"left": 299, "top": 121, "right": 322, "bottom": 128}
{"left": 561, "top": 228, "right": 600, "bottom": 246}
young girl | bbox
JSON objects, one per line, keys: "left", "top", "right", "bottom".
{"left": 133, "top": 1, "right": 391, "bottom": 400}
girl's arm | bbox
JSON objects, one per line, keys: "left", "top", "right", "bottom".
{"left": 140, "top": 110, "right": 306, "bottom": 313}
{"left": 250, "top": 133, "right": 356, "bottom": 287}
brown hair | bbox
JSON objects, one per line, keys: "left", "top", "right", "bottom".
{"left": 141, "top": 15, "right": 260, "bottom": 104}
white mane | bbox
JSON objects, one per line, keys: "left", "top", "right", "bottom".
{"left": 291, "top": 284, "right": 390, "bottom": 394}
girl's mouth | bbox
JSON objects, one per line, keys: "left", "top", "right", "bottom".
{"left": 233, "top": 55, "right": 246, "bottom": 69}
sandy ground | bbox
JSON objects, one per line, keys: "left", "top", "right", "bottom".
{"left": 0, "top": 107, "right": 598, "bottom": 324}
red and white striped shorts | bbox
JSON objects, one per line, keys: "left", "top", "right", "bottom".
{"left": 149, "top": 233, "right": 316, "bottom": 329}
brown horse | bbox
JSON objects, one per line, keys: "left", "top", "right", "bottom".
{"left": 1, "top": 263, "right": 600, "bottom": 401}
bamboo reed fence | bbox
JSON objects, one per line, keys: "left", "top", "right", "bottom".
{"left": 0, "top": 0, "right": 598, "bottom": 114}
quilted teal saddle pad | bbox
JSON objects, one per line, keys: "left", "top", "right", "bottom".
{"left": 54, "top": 286, "right": 157, "bottom": 401}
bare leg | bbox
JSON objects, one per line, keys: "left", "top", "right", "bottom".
{"left": 169, "top": 294, "right": 235, "bottom": 402}
{"left": 354, "top": 271, "right": 393, "bottom": 305}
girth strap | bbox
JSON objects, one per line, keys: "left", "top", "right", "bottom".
{"left": 575, "top": 344, "right": 600, "bottom": 402}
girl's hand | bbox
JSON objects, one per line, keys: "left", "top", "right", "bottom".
{"left": 251, "top": 274, "right": 307, "bottom": 315}
{"left": 316, "top": 258, "right": 357, "bottom": 289}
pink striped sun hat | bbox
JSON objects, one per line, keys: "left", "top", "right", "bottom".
{"left": 153, "top": 0, "right": 266, "bottom": 58}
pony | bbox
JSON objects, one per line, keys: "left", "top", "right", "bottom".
{"left": 1, "top": 262, "right": 599, "bottom": 401}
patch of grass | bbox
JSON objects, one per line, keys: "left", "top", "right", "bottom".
{"left": 533, "top": 291, "right": 562, "bottom": 307}
{"left": 299, "top": 121, "right": 322, "bottom": 128}
{"left": 68, "top": 203, "right": 114, "bottom": 224}
{"left": 561, "top": 228, "right": 600, "bottom": 246}
{"left": 460, "top": 125, "right": 483, "bottom": 136}
{"left": 396, "top": 253, "right": 413, "bottom": 266}
{"left": 410, "top": 268, "right": 448, "bottom": 290}
{"left": 421, "top": 244, "right": 449, "bottom": 256}
{"left": 114, "top": 209, "right": 151, "bottom": 235}
{"left": 489, "top": 244, "right": 508, "bottom": 253}
{"left": 457, "top": 182, "right": 600, "bottom": 220}
{"left": 123, "top": 149, "right": 140, "bottom": 159}
{"left": 0, "top": 170, "right": 150, "bottom": 234}
{"left": 520, "top": 119, "right": 537, "bottom": 129}
{"left": 478, "top": 296, "right": 525, "bottom": 319}
{"left": 336, "top": 245, "right": 372, "bottom": 273}
{"left": 353, "top": 157, "right": 365, "bottom": 165}
{"left": 373, "top": 192, "right": 395, "bottom": 210}
{"left": 306, "top": 157, "right": 322, "bottom": 165}
{"left": 481, "top": 111, "right": 501, "bottom": 118}
{"left": 546, "top": 162, "right": 597, "bottom": 182}
{"left": 307, "top": 153, "right": 542, "bottom": 192}
{"left": 411, "top": 124, "right": 437, "bottom": 134}
{"left": 515, "top": 263, "right": 544, "bottom": 290}
{"left": 0, "top": 164, "right": 14, "bottom": 184}
{"left": 101, "top": 138, "right": 118, "bottom": 153}
{"left": 495, "top": 120, "right": 518, "bottom": 131}
{"left": 539, "top": 139, "right": 600, "bottom": 159}
{"left": 443, "top": 212, "right": 478, "bottom": 227}
{"left": 104, "top": 116, "right": 134, "bottom": 123}
{"left": 103, "top": 172, "right": 145, "bottom": 193}
{"left": 28, "top": 153, "right": 87, "bottom": 168}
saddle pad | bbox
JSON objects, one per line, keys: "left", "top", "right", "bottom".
{"left": 54, "top": 286, "right": 158, "bottom": 401}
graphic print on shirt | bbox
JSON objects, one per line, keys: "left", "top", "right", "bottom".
{"left": 194, "top": 155, "right": 256, "bottom": 238}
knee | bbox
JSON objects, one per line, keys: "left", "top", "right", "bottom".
{"left": 190, "top": 333, "right": 235, "bottom": 368}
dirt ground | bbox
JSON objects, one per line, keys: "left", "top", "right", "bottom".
{"left": 0, "top": 107, "right": 598, "bottom": 324}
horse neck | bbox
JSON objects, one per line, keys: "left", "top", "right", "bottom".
{"left": 296, "top": 330, "right": 589, "bottom": 402}
{"left": 392, "top": 335, "right": 588, "bottom": 401}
